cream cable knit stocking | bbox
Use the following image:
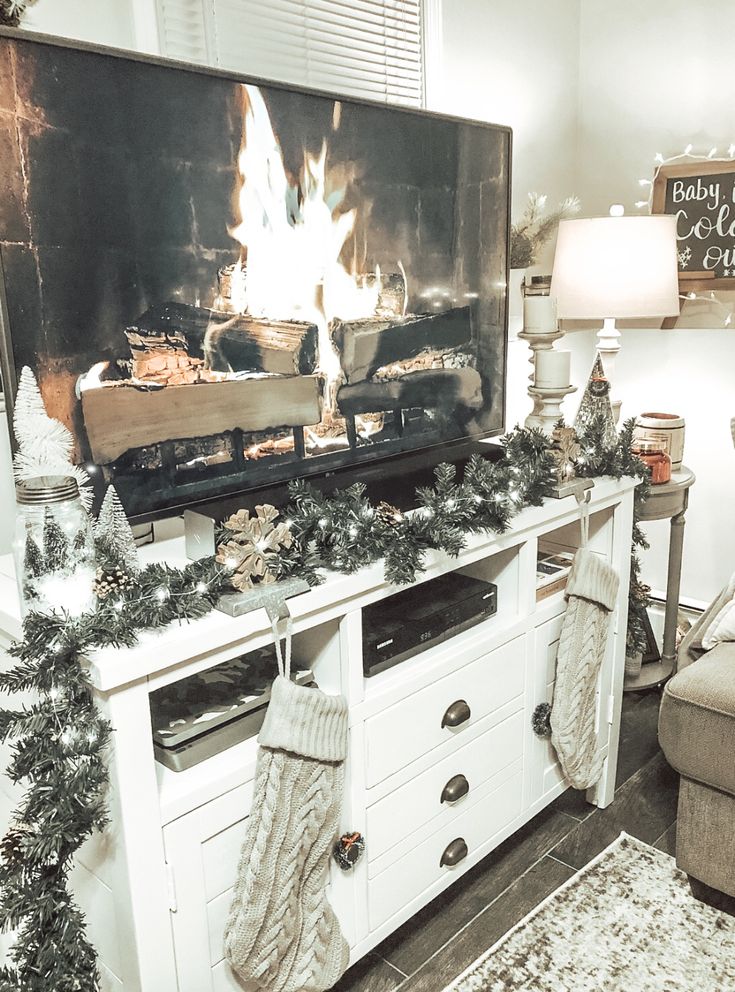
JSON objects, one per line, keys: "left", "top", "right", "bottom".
{"left": 224, "top": 615, "right": 349, "bottom": 991}
{"left": 550, "top": 548, "right": 619, "bottom": 791}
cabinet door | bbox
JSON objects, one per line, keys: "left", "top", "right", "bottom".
{"left": 163, "top": 775, "right": 357, "bottom": 991}
{"left": 529, "top": 613, "right": 607, "bottom": 805}
{"left": 163, "top": 784, "right": 253, "bottom": 992}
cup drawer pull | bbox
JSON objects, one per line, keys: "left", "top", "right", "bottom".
{"left": 441, "top": 774, "right": 470, "bottom": 805}
{"left": 441, "top": 699, "right": 471, "bottom": 729}
{"left": 440, "top": 837, "right": 469, "bottom": 868}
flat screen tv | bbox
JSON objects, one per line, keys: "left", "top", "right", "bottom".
{"left": 0, "top": 29, "right": 511, "bottom": 521}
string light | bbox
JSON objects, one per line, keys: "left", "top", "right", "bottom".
{"left": 633, "top": 144, "right": 735, "bottom": 327}
{"left": 155, "top": 587, "right": 169, "bottom": 602}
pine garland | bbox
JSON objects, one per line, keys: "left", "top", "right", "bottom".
{"left": 0, "top": 423, "right": 648, "bottom": 989}
{"left": 573, "top": 413, "right": 652, "bottom": 655}
{"left": 277, "top": 427, "right": 556, "bottom": 587}
{"left": 0, "top": 555, "right": 230, "bottom": 991}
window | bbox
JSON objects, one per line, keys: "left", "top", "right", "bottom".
{"left": 156, "top": 0, "right": 425, "bottom": 107}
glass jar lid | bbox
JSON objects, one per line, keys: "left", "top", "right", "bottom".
{"left": 15, "top": 475, "right": 80, "bottom": 505}
{"left": 633, "top": 440, "right": 666, "bottom": 454}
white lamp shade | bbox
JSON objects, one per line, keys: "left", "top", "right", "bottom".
{"left": 551, "top": 214, "right": 680, "bottom": 319}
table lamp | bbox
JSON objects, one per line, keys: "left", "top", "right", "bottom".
{"left": 550, "top": 206, "right": 680, "bottom": 419}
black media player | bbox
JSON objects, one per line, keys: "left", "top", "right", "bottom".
{"left": 362, "top": 572, "right": 498, "bottom": 677}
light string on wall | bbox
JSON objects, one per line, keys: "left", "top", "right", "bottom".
{"left": 634, "top": 145, "right": 735, "bottom": 326}
{"left": 634, "top": 144, "right": 735, "bottom": 212}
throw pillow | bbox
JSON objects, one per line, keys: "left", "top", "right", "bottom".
{"left": 701, "top": 576, "right": 735, "bottom": 650}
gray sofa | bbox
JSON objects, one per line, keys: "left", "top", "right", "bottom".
{"left": 659, "top": 588, "right": 735, "bottom": 900}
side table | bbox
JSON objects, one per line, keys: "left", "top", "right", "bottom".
{"left": 624, "top": 466, "right": 695, "bottom": 691}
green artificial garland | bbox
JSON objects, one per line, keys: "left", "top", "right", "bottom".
{"left": 571, "top": 414, "right": 651, "bottom": 656}
{"left": 0, "top": 557, "right": 230, "bottom": 992}
{"left": 0, "top": 423, "right": 648, "bottom": 990}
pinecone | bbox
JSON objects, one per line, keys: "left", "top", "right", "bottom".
{"left": 94, "top": 566, "right": 133, "bottom": 600}
{"left": 376, "top": 501, "right": 404, "bottom": 527}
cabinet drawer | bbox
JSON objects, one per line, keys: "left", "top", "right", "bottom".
{"left": 368, "top": 762, "right": 523, "bottom": 931}
{"left": 366, "top": 709, "right": 524, "bottom": 869}
{"left": 364, "top": 635, "right": 525, "bottom": 787}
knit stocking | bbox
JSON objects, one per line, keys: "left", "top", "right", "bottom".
{"left": 550, "top": 548, "right": 619, "bottom": 790}
{"left": 224, "top": 674, "right": 350, "bottom": 991}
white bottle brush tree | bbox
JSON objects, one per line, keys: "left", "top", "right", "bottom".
{"left": 12, "top": 366, "right": 93, "bottom": 509}
{"left": 94, "top": 485, "right": 140, "bottom": 577}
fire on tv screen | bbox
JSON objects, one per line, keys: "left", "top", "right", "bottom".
{"left": 0, "top": 31, "right": 511, "bottom": 520}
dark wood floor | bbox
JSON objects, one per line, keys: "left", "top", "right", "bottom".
{"left": 334, "top": 689, "right": 677, "bottom": 992}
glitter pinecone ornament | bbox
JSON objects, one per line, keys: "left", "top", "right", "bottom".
{"left": 94, "top": 565, "right": 133, "bottom": 600}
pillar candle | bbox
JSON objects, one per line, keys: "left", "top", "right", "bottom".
{"left": 535, "top": 349, "right": 571, "bottom": 388}
{"left": 523, "top": 294, "right": 557, "bottom": 334}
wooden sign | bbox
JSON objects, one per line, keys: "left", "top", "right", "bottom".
{"left": 652, "top": 159, "right": 735, "bottom": 290}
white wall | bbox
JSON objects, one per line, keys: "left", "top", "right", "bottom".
{"left": 23, "top": 0, "right": 139, "bottom": 50}
{"left": 436, "top": 0, "right": 582, "bottom": 429}
{"left": 571, "top": 0, "right": 735, "bottom": 604}
{"left": 436, "top": 0, "right": 581, "bottom": 223}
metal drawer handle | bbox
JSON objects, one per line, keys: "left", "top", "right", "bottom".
{"left": 440, "top": 837, "right": 468, "bottom": 868}
{"left": 441, "top": 774, "right": 470, "bottom": 805}
{"left": 441, "top": 699, "right": 471, "bottom": 729}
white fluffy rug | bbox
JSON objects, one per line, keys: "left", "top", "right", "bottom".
{"left": 445, "top": 833, "right": 735, "bottom": 992}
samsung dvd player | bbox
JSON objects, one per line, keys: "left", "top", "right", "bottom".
{"left": 362, "top": 572, "right": 497, "bottom": 677}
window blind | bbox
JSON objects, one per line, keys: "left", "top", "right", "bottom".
{"left": 156, "top": 0, "right": 425, "bottom": 107}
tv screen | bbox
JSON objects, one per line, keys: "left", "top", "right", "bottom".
{"left": 0, "top": 31, "right": 511, "bottom": 520}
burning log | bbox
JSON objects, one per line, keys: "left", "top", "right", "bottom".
{"left": 337, "top": 368, "right": 483, "bottom": 416}
{"left": 81, "top": 375, "right": 322, "bottom": 464}
{"left": 331, "top": 306, "right": 472, "bottom": 384}
{"left": 130, "top": 352, "right": 224, "bottom": 386}
{"left": 372, "top": 347, "right": 474, "bottom": 381}
{"left": 126, "top": 302, "right": 319, "bottom": 376}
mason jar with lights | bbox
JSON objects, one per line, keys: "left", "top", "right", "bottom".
{"left": 13, "top": 475, "right": 96, "bottom": 616}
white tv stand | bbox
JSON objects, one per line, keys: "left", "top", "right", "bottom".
{"left": 0, "top": 476, "right": 637, "bottom": 992}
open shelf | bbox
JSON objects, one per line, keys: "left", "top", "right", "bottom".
{"left": 151, "top": 617, "right": 342, "bottom": 823}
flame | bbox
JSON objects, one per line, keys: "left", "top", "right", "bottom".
{"left": 78, "top": 361, "right": 110, "bottom": 392}
{"left": 230, "top": 85, "right": 381, "bottom": 410}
